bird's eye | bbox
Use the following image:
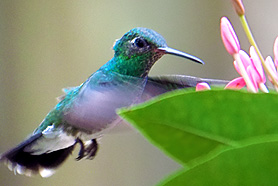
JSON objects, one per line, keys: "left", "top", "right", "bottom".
{"left": 132, "top": 37, "right": 148, "bottom": 48}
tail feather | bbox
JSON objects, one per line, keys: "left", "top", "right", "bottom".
{"left": 0, "top": 133, "right": 75, "bottom": 177}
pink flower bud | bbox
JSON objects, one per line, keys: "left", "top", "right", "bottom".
{"left": 265, "top": 56, "right": 278, "bottom": 83}
{"left": 225, "top": 77, "right": 245, "bottom": 89}
{"left": 196, "top": 82, "right": 211, "bottom": 91}
{"left": 231, "top": 0, "right": 245, "bottom": 16}
{"left": 249, "top": 46, "right": 266, "bottom": 83}
{"left": 233, "top": 50, "right": 251, "bottom": 75}
{"left": 246, "top": 65, "right": 258, "bottom": 92}
{"left": 274, "top": 36, "right": 278, "bottom": 68}
{"left": 220, "top": 17, "right": 240, "bottom": 55}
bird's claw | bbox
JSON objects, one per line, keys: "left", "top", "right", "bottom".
{"left": 75, "top": 138, "right": 85, "bottom": 161}
{"left": 85, "top": 139, "right": 98, "bottom": 160}
{"left": 75, "top": 138, "right": 98, "bottom": 161}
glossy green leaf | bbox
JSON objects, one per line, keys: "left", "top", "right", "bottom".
{"left": 118, "top": 89, "right": 278, "bottom": 167}
{"left": 159, "top": 141, "right": 278, "bottom": 186}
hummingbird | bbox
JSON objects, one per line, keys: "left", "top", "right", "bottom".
{"left": 0, "top": 27, "right": 227, "bottom": 177}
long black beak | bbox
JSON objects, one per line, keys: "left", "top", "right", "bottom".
{"left": 157, "top": 47, "right": 204, "bottom": 65}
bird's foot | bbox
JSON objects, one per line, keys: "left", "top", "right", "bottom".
{"left": 75, "top": 138, "right": 85, "bottom": 161}
{"left": 84, "top": 139, "right": 98, "bottom": 160}
{"left": 75, "top": 138, "right": 98, "bottom": 161}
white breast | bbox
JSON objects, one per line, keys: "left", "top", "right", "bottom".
{"left": 63, "top": 71, "right": 147, "bottom": 133}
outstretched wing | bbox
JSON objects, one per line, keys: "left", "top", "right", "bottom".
{"left": 141, "top": 75, "right": 229, "bottom": 101}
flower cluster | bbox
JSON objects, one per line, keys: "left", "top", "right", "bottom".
{"left": 196, "top": 0, "right": 278, "bottom": 93}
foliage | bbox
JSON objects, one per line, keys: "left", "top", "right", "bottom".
{"left": 118, "top": 89, "right": 278, "bottom": 185}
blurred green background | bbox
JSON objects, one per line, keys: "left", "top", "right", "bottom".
{"left": 1, "top": 0, "right": 278, "bottom": 185}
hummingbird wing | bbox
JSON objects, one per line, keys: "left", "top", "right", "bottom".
{"left": 141, "top": 75, "right": 229, "bottom": 101}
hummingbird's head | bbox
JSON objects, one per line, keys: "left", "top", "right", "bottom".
{"left": 110, "top": 27, "right": 203, "bottom": 77}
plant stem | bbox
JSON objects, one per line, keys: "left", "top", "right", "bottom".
{"left": 239, "top": 15, "right": 278, "bottom": 88}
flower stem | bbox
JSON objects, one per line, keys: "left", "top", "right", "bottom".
{"left": 239, "top": 15, "right": 278, "bottom": 88}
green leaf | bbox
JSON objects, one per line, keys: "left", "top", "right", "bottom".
{"left": 118, "top": 89, "right": 278, "bottom": 167}
{"left": 159, "top": 141, "right": 278, "bottom": 186}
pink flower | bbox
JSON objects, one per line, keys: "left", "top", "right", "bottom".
{"left": 220, "top": 17, "right": 240, "bottom": 55}
{"left": 249, "top": 46, "right": 266, "bottom": 84}
{"left": 232, "top": 49, "right": 268, "bottom": 92}
{"left": 246, "top": 65, "right": 259, "bottom": 92}
{"left": 196, "top": 82, "right": 211, "bottom": 91}
{"left": 265, "top": 56, "right": 278, "bottom": 83}
{"left": 233, "top": 50, "right": 252, "bottom": 75}
{"left": 220, "top": 17, "right": 257, "bottom": 92}
{"left": 225, "top": 77, "right": 246, "bottom": 89}
{"left": 274, "top": 36, "right": 278, "bottom": 68}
